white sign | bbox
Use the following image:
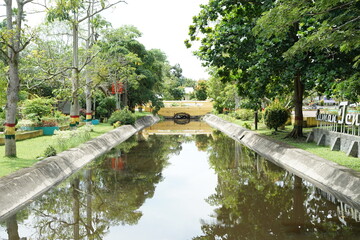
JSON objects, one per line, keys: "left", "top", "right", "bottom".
{"left": 316, "top": 102, "right": 360, "bottom": 126}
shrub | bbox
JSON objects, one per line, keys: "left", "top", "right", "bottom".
{"left": 21, "top": 97, "right": 55, "bottom": 121}
{"left": 40, "top": 117, "right": 58, "bottom": 127}
{"left": 0, "top": 109, "right": 5, "bottom": 119}
{"left": 53, "top": 111, "right": 70, "bottom": 126}
{"left": 108, "top": 108, "right": 136, "bottom": 126}
{"left": 264, "top": 101, "right": 289, "bottom": 131}
{"left": 0, "top": 118, "right": 5, "bottom": 131}
{"left": 113, "top": 121, "right": 122, "bottom": 128}
{"left": 53, "top": 125, "right": 93, "bottom": 151}
{"left": 96, "top": 96, "right": 117, "bottom": 119}
{"left": 44, "top": 145, "right": 57, "bottom": 157}
{"left": 232, "top": 109, "right": 254, "bottom": 121}
{"left": 258, "top": 110, "right": 265, "bottom": 122}
{"left": 242, "top": 122, "right": 252, "bottom": 130}
{"left": 17, "top": 119, "right": 38, "bottom": 128}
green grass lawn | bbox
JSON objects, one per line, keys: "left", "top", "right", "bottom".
{"left": 0, "top": 123, "right": 114, "bottom": 177}
{"left": 0, "top": 112, "right": 152, "bottom": 177}
{"left": 219, "top": 114, "right": 360, "bottom": 171}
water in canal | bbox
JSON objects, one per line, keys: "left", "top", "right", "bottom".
{"left": 1, "top": 120, "right": 360, "bottom": 239}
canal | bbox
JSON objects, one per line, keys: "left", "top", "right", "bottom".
{"left": 1, "top": 120, "right": 360, "bottom": 239}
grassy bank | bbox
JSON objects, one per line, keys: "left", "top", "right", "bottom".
{"left": 218, "top": 114, "right": 360, "bottom": 171}
{"left": 0, "top": 123, "right": 114, "bottom": 177}
{"left": 0, "top": 112, "right": 152, "bottom": 177}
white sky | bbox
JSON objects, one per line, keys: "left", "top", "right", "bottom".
{"left": 104, "top": 0, "right": 209, "bottom": 80}
{"left": 1, "top": 0, "right": 209, "bottom": 80}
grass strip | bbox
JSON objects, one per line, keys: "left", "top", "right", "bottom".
{"left": 0, "top": 123, "right": 114, "bottom": 177}
{"left": 218, "top": 114, "right": 360, "bottom": 171}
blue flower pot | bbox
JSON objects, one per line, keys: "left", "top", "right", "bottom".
{"left": 92, "top": 119, "right": 100, "bottom": 125}
{"left": 35, "top": 126, "right": 60, "bottom": 135}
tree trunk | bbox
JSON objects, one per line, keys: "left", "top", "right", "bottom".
{"left": 86, "top": 169, "right": 94, "bottom": 239}
{"left": 85, "top": 1, "right": 94, "bottom": 125}
{"left": 70, "top": 13, "right": 80, "bottom": 129}
{"left": 72, "top": 177, "right": 80, "bottom": 240}
{"left": 6, "top": 214, "right": 20, "bottom": 240}
{"left": 5, "top": 61, "right": 19, "bottom": 157}
{"left": 85, "top": 74, "right": 92, "bottom": 124}
{"left": 287, "top": 73, "right": 304, "bottom": 138}
{"left": 4, "top": 0, "right": 21, "bottom": 157}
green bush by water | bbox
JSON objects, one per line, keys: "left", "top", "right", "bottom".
{"left": 264, "top": 101, "right": 289, "bottom": 131}
{"left": 230, "top": 109, "right": 254, "bottom": 121}
{"left": 44, "top": 145, "right": 57, "bottom": 157}
{"left": 108, "top": 108, "right": 136, "bottom": 126}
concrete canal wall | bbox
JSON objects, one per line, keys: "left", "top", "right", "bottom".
{"left": 0, "top": 115, "right": 160, "bottom": 221}
{"left": 203, "top": 114, "right": 360, "bottom": 210}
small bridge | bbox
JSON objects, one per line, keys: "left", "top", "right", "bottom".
{"left": 155, "top": 101, "right": 213, "bottom": 119}
{"left": 143, "top": 120, "right": 214, "bottom": 135}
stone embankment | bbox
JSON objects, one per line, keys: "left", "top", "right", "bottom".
{"left": 0, "top": 115, "right": 159, "bottom": 221}
{"left": 204, "top": 114, "right": 360, "bottom": 210}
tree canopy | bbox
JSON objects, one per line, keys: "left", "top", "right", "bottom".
{"left": 187, "top": 0, "right": 360, "bottom": 137}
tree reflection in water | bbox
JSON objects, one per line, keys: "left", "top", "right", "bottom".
{"left": 0, "top": 134, "right": 184, "bottom": 239}
{"left": 194, "top": 131, "right": 360, "bottom": 240}
{"left": 2, "top": 131, "right": 360, "bottom": 239}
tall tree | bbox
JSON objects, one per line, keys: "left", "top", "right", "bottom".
{"left": 162, "top": 64, "right": 191, "bottom": 100}
{"left": 47, "top": 0, "right": 125, "bottom": 128}
{"left": 254, "top": 0, "right": 360, "bottom": 137}
{"left": 1, "top": 0, "right": 34, "bottom": 157}
{"left": 187, "top": 0, "right": 359, "bottom": 138}
{"left": 98, "top": 26, "right": 166, "bottom": 111}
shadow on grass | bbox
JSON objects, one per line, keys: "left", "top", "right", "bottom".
{"left": 0, "top": 157, "right": 38, "bottom": 177}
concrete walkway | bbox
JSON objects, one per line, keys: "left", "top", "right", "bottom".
{"left": 203, "top": 114, "right": 360, "bottom": 210}
{"left": 0, "top": 115, "right": 160, "bottom": 221}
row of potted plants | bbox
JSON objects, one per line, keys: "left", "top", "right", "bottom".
{"left": 17, "top": 116, "right": 70, "bottom": 135}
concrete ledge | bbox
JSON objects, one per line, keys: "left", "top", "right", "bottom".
{"left": 311, "top": 128, "right": 360, "bottom": 156}
{"left": 203, "top": 114, "right": 360, "bottom": 210}
{"left": 0, "top": 115, "right": 159, "bottom": 221}
{"left": 0, "top": 130, "right": 43, "bottom": 145}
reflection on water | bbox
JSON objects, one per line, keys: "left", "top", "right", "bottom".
{"left": 195, "top": 131, "right": 360, "bottom": 240}
{"left": 1, "top": 122, "right": 360, "bottom": 239}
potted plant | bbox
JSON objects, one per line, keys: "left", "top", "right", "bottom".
{"left": 37, "top": 117, "right": 59, "bottom": 135}
{"left": 17, "top": 119, "right": 38, "bottom": 131}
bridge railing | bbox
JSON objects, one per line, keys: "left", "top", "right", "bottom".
{"left": 144, "top": 100, "right": 213, "bottom": 118}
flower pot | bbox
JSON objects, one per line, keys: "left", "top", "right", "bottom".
{"left": 35, "top": 126, "right": 60, "bottom": 135}
{"left": 19, "top": 126, "right": 35, "bottom": 131}
{"left": 91, "top": 119, "right": 100, "bottom": 125}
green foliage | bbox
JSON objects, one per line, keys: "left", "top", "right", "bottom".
{"left": 194, "top": 80, "right": 207, "bottom": 100}
{"left": 0, "top": 62, "right": 7, "bottom": 106}
{"left": 207, "top": 74, "right": 237, "bottom": 113}
{"left": 162, "top": 64, "right": 196, "bottom": 100}
{"left": 0, "top": 108, "right": 5, "bottom": 119}
{"left": 113, "top": 121, "right": 122, "bottom": 128}
{"left": 99, "top": 26, "right": 165, "bottom": 110}
{"left": 242, "top": 122, "right": 252, "bottom": 130}
{"left": 44, "top": 145, "right": 57, "bottom": 157}
{"left": 0, "top": 118, "right": 4, "bottom": 131}
{"left": 108, "top": 108, "right": 136, "bottom": 126}
{"left": 53, "top": 125, "right": 93, "bottom": 152}
{"left": 264, "top": 101, "right": 290, "bottom": 131}
{"left": 96, "top": 96, "right": 117, "bottom": 119}
{"left": 20, "top": 36, "right": 71, "bottom": 99}
{"left": 21, "top": 97, "right": 55, "bottom": 121}
{"left": 188, "top": 0, "right": 359, "bottom": 138}
{"left": 231, "top": 109, "right": 254, "bottom": 121}
{"left": 168, "top": 87, "right": 185, "bottom": 100}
